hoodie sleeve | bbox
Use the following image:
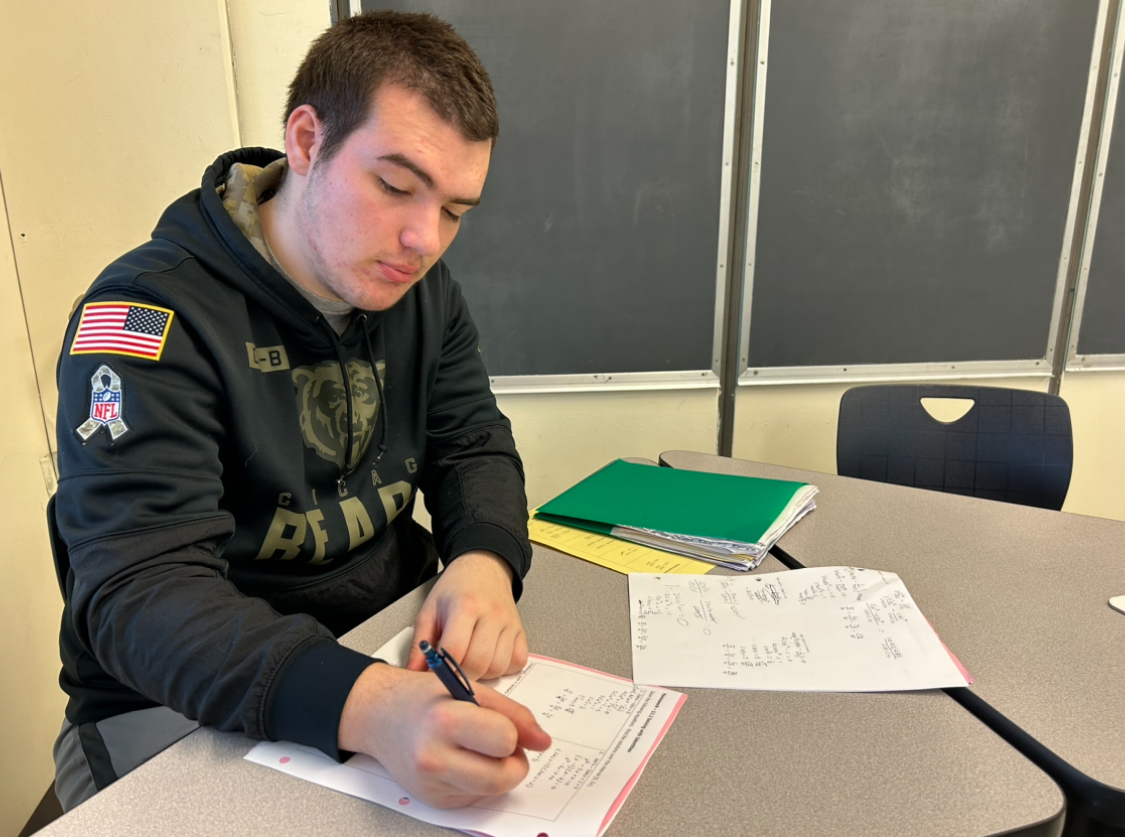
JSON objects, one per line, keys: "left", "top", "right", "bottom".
{"left": 55, "top": 289, "right": 373, "bottom": 758}
{"left": 419, "top": 272, "right": 533, "bottom": 596}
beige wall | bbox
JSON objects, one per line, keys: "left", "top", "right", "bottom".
{"left": 0, "top": 183, "right": 62, "bottom": 837}
{"left": 227, "top": 0, "right": 331, "bottom": 149}
{"left": 1060, "top": 371, "right": 1125, "bottom": 521}
{"left": 0, "top": 0, "right": 240, "bottom": 448}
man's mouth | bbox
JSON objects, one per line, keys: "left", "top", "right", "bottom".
{"left": 376, "top": 261, "right": 419, "bottom": 284}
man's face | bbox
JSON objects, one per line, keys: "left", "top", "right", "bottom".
{"left": 296, "top": 84, "right": 492, "bottom": 311}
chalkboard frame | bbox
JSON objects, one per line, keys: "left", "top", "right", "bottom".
{"left": 735, "top": 0, "right": 1108, "bottom": 386}
{"left": 1068, "top": 2, "right": 1125, "bottom": 372}
{"left": 351, "top": 0, "right": 744, "bottom": 392}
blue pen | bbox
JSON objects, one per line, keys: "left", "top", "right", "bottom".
{"left": 419, "top": 640, "right": 479, "bottom": 705}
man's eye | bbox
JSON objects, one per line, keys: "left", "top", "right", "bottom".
{"left": 378, "top": 178, "right": 408, "bottom": 197}
{"left": 443, "top": 208, "right": 463, "bottom": 222}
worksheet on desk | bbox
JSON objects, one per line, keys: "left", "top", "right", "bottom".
{"left": 629, "top": 567, "right": 971, "bottom": 691}
{"left": 246, "top": 629, "right": 685, "bottom": 837}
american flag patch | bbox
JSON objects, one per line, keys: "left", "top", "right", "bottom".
{"left": 70, "top": 302, "right": 175, "bottom": 361}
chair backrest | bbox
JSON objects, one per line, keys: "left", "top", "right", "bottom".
{"left": 836, "top": 384, "right": 1072, "bottom": 510}
{"left": 46, "top": 494, "right": 72, "bottom": 597}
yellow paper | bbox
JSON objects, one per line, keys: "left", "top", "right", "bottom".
{"left": 527, "top": 517, "right": 714, "bottom": 575}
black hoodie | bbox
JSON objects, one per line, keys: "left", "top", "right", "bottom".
{"left": 54, "top": 148, "right": 531, "bottom": 760}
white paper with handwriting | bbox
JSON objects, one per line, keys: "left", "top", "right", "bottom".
{"left": 246, "top": 628, "right": 685, "bottom": 837}
{"left": 629, "top": 567, "right": 970, "bottom": 691}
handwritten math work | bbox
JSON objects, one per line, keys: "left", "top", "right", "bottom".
{"left": 247, "top": 630, "right": 684, "bottom": 837}
{"left": 629, "top": 568, "right": 970, "bottom": 692}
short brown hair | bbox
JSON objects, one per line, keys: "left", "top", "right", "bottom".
{"left": 286, "top": 11, "right": 499, "bottom": 162}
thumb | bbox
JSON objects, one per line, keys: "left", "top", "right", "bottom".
{"left": 475, "top": 683, "right": 552, "bottom": 752}
{"left": 407, "top": 606, "right": 439, "bottom": 672}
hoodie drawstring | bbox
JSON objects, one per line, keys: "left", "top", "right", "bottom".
{"left": 360, "top": 314, "right": 390, "bottom": 472}
{"left": 321, "top": 314, "right": 388, "bottom": 498}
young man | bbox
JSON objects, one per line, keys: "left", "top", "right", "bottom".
{"left": 52, "top": 11, "right": 549, "bottom": 812}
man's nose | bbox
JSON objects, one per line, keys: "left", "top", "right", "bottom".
{"left": 400, "top": 205, "right": 443, "bottom": 257}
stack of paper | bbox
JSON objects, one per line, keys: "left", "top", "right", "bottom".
{"left": 527, "top": 515, "right": 717, "bottom": 575}
{"left": 535, "top": 459, "right": 818, "bottom": 570}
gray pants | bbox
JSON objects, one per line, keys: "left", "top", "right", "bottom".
{"left": 53, "top": 706, "right": 199, "bottom": 811}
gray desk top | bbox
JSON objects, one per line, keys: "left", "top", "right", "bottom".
{"left": 41, "top": 546, "right": 1063, "bottom": 837}
{"left": 660, "top": 450, "right": 1125, "bottom": 794}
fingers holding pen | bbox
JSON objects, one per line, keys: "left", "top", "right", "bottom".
{"left": 402, "top": 683, "right": 547, "bottom": 805}
{"left": 421, "top": 668, "right": 551, "bottom": 758}
{"left": 474, "top": 683, "right": 552, "bottom": 753}
{"left": 339, "top": 663, "right": 552, "bottom": 809}
{"left": 429, "top": 744, "right": 530, "bottom": 800}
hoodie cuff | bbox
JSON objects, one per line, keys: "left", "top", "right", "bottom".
{"left": 446, "top": 523, "right": 528, "bottom": 601}
{"left": 265, "top": 636, "right": 378, "bottom": 761}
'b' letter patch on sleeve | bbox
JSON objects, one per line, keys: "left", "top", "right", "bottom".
{"left": 70, "top": 302, "right": 174, "bottom": 361}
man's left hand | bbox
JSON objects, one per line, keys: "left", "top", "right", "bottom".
{"left": 406, "top": 550, "right": 528, "bottom": 681}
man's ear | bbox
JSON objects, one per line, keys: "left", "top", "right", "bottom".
{"left": 284, "top": 104, "right": 324, "bottom": 177}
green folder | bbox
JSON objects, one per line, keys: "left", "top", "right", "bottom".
{"left": 535, "top": 459, "right": 814, "bottom": 545}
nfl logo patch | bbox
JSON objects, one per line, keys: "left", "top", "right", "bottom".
{"left": 76, "top": 364, "right": 131, "bottom": 442}
{"left": 90, "top": 388, "right": 121, "bottom": 423}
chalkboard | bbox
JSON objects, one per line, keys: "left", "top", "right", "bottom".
{"left": 1078, "top": 55, "right": 1125, "bottom": 357}
{"left": 746, "top": 0, "right": 1100, "bottom": 369}
{"left": 364, "top": 0, "right": 731, "bottom": 377}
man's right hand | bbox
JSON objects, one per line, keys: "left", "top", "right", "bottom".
{"left": 338, "top": 662, "right": 552, "bottom": 808}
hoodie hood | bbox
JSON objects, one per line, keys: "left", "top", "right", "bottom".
{"left": 151, "top": 148, "right": 375, "bottom": 348}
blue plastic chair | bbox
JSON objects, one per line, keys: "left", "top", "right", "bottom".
{"left": 836, "top": 385, "right": 1072, "bottom": 510}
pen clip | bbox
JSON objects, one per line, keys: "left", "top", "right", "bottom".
{"left": 439, "top": 646, "right": 476, "bottom": 700}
